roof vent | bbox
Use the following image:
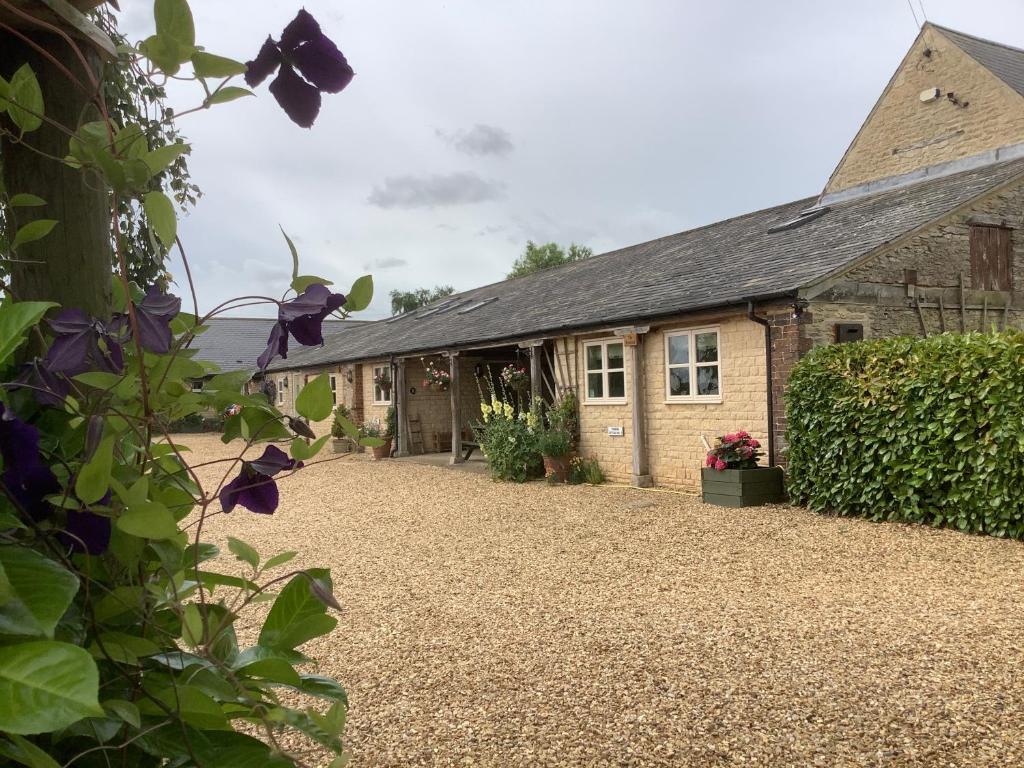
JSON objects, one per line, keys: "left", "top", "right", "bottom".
{"left": 456, "top": 297, "right": 498, "bottom": 315}
{"left": 767, "top": 205, "right": 831, "bottom": 234}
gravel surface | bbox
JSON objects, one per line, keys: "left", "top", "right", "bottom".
{"left": 184, "top": 435, "right": 1024, "bottom": 767}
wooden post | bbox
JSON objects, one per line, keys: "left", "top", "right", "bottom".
{"left": 0, "top": 31, "right": 112, "bottom": 318}
{"left": 449, "top": 352, "right": 463, "bottom": 464}
{"left": 529, "top": 346, "right": 542, "bottom": 403}
{"left": 394, "top": 359, "right": 409, "bottom": 457}
{"left": 616, "top": 327, "right": 652, "bottom": 487}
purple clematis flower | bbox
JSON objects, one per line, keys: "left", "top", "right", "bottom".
{"left": 130, "top": 287, "right": 181, "bottom": 355}
{"left": 11, "top": 357, "right": 71, "bottom": 407}
{"left": 245, "top": 8, "right": 354, "bottom": 128}
{"left": 61, "top": 504, "right": 112, "bottom": 556}
{"left": 0, "top": 403, "right": 59, "bottom": 521}
{"left": 257, "top": 283, "right": 346, "bottom": 371}
{"left": 220, "top": 445, "right": 302, "bottom": 515}
{"left": 45, "top": 309, "right": 124, "bottom": 377}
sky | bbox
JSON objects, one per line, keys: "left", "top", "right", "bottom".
{"left": 118, "top": 0, "right": 1024, "bottom": 320}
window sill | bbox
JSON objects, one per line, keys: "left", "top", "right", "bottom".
{"left": 372, "top": 400, "right": 392, "bottom": 406}
{"left": 664, "top": 397, "right": 723, "bottom": 405}
{"left": 582, "top": 398, "right": 628, "bottom": 406}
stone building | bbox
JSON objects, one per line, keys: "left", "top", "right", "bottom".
{"left": 265, "top": 23, "right": 1024, "bottom": 490}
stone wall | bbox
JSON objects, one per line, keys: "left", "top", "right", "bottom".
{"left": 826, "top": 26, "right": 1024, "bottom": 194}
{"left": 269, "top": 365, "right": 349, "bottom": 436}
{"left": 564, "top": 312, "right": 771, "bottom": 491}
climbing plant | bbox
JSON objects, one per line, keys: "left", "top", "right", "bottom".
{"left": 0, "top": 2, "right": 370, "bottom": 765}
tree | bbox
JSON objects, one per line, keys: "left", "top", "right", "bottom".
{"left": 507, "top": 240, "right": 593, "bottom": 278}
{"left": 389, "top": 284, "right": 455, "bottom": 315}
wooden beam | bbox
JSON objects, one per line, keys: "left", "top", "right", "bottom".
{"left": 394, "top": 360, "right": 409, "bottom": 457}
{"left": 626, "top": 333, "right": 652, "bottom": 487}
{"left": 449, "top": 352, "right": 463, "bottom": 464}
{"left": 529, "top": 346, "right": 541, "bottom": 402}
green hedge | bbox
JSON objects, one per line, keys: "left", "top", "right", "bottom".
{"left": 786, "top": 331, "right": 1024, "bottom": 538}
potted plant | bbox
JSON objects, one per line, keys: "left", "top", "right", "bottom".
{"left": 701, "top": 430, "right": 784, "bottom": 507}
{"left": 365, "top": 406, "right": 396, "bottom": 460}
{"left": 500, "top": 362, "right": 529, "bottom": 394}
{"left": 373, "top": 368, "right": 392, "bottom": 398}
{"left": 331, "top": 404, "right": 356, "bottom": 454}
{"left": 538, "top": 427, "right": 574, "bottom": 483}
{"left": 422, "top": 358, "right": 451, "bottom": 392}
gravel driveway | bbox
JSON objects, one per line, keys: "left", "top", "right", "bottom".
{"left": 185, "top": 435, "right": 1024, "bottom": 767}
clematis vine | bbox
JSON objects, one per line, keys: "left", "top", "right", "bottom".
{"left": 12, "top": 357, "right": 71, "bottom": 407}
{"left": 257, "top": 283, "right": 346, "bottom": 370}
{"left": 220, "top": 445, "right": 302, "bottom": 515}
{"left": 245, "top": 8, "right": 354, "bottom": 128}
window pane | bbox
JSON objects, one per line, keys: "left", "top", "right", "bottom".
{"left": 587, "top": 372, "right": 603, "bottom": 399}
{"left": 669, "top": 367, "right": 690, "bottom": 397}
{"left": 608, "top": 371, "right": 625, "bottom": 398}
{"left": 697, "top": 365, "right": 720, "bottom": 396}
{"left": 695, "top": 332, "right": 718, "bottom": 363}
{"left": 668, "top": 334, "right": 689, "bottom": 365}
{"left": 606, "top": 343, "right": 624, "bottom": 370}
{"left": 586, "top": 345, "right": 603, "bottom": 371}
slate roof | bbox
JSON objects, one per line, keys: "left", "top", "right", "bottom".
{"left": 267, "top": 157, "right": 1024, "bottom": 372}
{"left": 191, "top": 317, "right": 356, "bottom": 374}
{"left": 934, "top": 24, "right": 1024, "bottom": 98}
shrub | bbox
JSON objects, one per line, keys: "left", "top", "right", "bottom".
{"left": 548, "top": 390, "right": 578, "bottom": 440}
{"left": 569, "top": 456, "right": 606, "bottom": 485}
{"left": 787, "top": 331, "right": 1024, "bottom": 537}
{"left": 538, "top": 427, "right": 572, "bottom": 457}
{"left": 475, "top": 394, "right": 542, "bottom": 482}
{"left": 385, "top": 404, "right": 397, "bottom": 438}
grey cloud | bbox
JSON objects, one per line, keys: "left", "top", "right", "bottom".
{"left": 363, "top": 256, "right": 408, "bottom": 269}
{"left": 476, "top": 224, "right": 508, "bottom": 237}
{"left": 437, "top": 124, "right": 514, "bottom": 157}
{"left": 368, "top": 172, "right": 506, "bottom": 209}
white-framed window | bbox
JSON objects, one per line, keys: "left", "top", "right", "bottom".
{"left": 372, "top": 365, "right": 392, "bottom": 405}
{"left": 664, "top": 327, "right": 722, "bottom": 402}
{"left": 583, "top": 339, "right": 626, "bottom": 403}
{"left": 277, "top": 376, "right": 287, "bottom": 405}
{"left": 329, "top": 374, "right": 337, "bottom": 405}
{"left": 190, "top": 379, "right": 203, "bottom": 393}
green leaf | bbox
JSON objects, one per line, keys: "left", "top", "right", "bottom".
{"left": 0, "top": 547, "right": 79, "bottom": 638}
{"left": 103, "top": 699, "right": 141, "bottom": 728}
{"left": 281, "top": 226, "right": 300, "bottom": 281}
{"left": 7, "top": 194, "right": 45, "bottom": 207}
{"left": 205, "top": 87, "right": 254, "bottom": 105}
{"left": 139, "top": 34, "right": 191, "bottom": 76}
{"left": 296, "top": 674, "right": 349, "bottom": 704}
{"left": 290, "top": 435, "right": 329, "bottom": 461}
{"left": 227, "top": 537, "right": 260, "bottom": 570}
{"left": 263, "top": 550, "right": 298, "bottom": 570}
{"left": 291, "top": 275, "right": 333, "bottom": 293}
{"left": 0, "top": 301, "right": 57, "bottom": 369}
{"left": 12, "top": 220, "right": 57, "bottom": 249}
{"left": 140, "top": 686, "right": 230, "bottom": 731}
{"left": 4, "top": 64, "right": 43, "bottom": 133}
{"left": 116, "top": 501, "right": 178, "bottom": 540}
{"left": 258, "top": 569, "right": 338, "bottom": 651}
{"left": 192, "top": 51, "right": 247, "bottom": 78}
{"left": 0, "top": 733, "right": 62, "bottom": 768}
{"left": 235, "top": 657, "right": 301, "bottom": 687}
{"left": 295, "top": 374, "right": 333, "bottom": 422}
{"left": 359, "top": 436, "right": 385, "bottom": 448}
{"left": 0, "top": 640, "right": 102, "bottom": 734}
{"left": 75, "top": 435, "right": 114, "bottom": 505}
{"left": 143, "top": 141, "right": 190, "bottom": 176}
{"left": 155, "top": 0, "right": 195, "bottom": 48}
{"left": 344, "top": 275, "right": 373, "bottom": 312}
{"left": 143, "top": 190, "right": 176, "bottom": 248}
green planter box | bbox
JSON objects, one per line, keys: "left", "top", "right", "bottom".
{"left": 701, "top": 466, "right": 785, "bottom": 507}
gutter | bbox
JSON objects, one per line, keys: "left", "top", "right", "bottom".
{"left": 743, "top": 295, "right": 794, "bottom": 468}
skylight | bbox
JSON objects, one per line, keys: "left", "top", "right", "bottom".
{"left": 768, "top": 205, "right": 831, "bottom": 234}
{"left": 456, "top": 297, "right": 498, "bottom": 315}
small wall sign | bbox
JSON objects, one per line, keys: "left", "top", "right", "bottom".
{"left": 607, "top": 426, "right": 624, "bottom": 437}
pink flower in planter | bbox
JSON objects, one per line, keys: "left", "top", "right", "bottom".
{"left": 736, "top": 430, "right": 750, "bottom": 439}
{"left": 748, "top": 439, "right": 760, "bottom": 448}
{"left": 705, "top": 455, "right": 715, "bottom": 467}
{"left": 714, "top": 459, "right": 727, "bottom": 471}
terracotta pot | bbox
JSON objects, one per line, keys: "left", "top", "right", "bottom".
{"left": 543, "top": 454, "right": 571, "bottom": 483}
{"left": 371, "top": 438, "right": 393, "bottom": 460}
